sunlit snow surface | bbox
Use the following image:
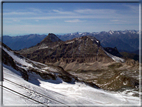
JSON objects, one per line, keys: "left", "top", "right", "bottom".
{"left": 3, "top": 64, "right": 141, "bottom": 106}
{"left": 2, "top": 47, "right": 32, "bottom": 67}
{"left": 2, "top": 45, "right": 141, "bottom": 106}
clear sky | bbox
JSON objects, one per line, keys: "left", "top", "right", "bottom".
{"left": 3, "top": 2, "right": 139, "bottom": 36}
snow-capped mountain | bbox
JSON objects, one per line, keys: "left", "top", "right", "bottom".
{"left": 58, "top": 30, "right": 139, "bottom": 52}
{"left": 1, "top": 42, "right": 140, "bottom": 106}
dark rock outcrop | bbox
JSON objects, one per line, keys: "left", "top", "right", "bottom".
{"left": 19, "top": 35, "right": 115, "bottom": 64}
{"left": 2, "top": 46, "right": 28, "bottom": 81}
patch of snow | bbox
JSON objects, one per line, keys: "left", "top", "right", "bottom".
{"left": 39, "top": 79, "right": 140, "bottom": 105}
{"left": 39, "top": 46, "right": 48, "bottom": 49}
{"left": 43, "top": 67, "right": 57, "bottom": 72}
{"left": 96, "top": 40, "right": 99, "bottom": 43}
{"left": 2, "top": 47, "right": 33, "bottom": 67}
{"left": 122, "top": 32, "right": 126, "bottom": 34}
{"left": 52, "top": 45, "right": 59, "bottom": 49}
{"left": 65, "top": 41, "right": 74, "bottom": 44}
{"left": 3, "top": 62, "right": 140, "bottom": 106}
{"left": 108, "top": 30, "right": 114, "bottom": 35}
{"left": 103, "top": 48, "right": 125, "bottom": 62}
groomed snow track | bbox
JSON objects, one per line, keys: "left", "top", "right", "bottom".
{"left": 3, "top": 78, "right": 67, "bottom": 106}
{"left": 2, "top": 78, "right": 68, "bottom": 106}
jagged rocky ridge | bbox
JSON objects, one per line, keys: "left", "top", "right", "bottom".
{"left": 1, "top": 42, "right": 100, "bottom": 88}
{"left": 19, "top": 33, "right": 124, "bottom": 64}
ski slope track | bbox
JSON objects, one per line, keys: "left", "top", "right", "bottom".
{"left": 1, "top": 44, "right": 141, "bottom": 106}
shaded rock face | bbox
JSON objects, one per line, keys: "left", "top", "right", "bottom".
{"left": 37, "top": 33, "right": 61, "bottom": 46}
{"left": 19, "top": 35, "right": 115, "bottom": 64}
{"left": 104, "top": 47, "right": 122, "bottom": 57}
{"left": 2, "top": 50, "right": 17, "bottom": 70}
{"left": 2, "top": 43, "right": 101, "bottom": 89}
{"left": 2, "top": 43, "right": 82, "bottom": 84}
{"left": 2, "top": 48, "right": 28, "bottom": 81}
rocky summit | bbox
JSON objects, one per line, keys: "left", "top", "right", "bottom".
{"left": 19, "top": 33, "right": 125, "bottom": 64}
{"left": 37, "top": 33, "right": 61, "bottom": 45}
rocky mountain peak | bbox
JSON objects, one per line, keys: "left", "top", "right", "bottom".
{"left": 38, "top": 33, "right": 61, "bottom": 46}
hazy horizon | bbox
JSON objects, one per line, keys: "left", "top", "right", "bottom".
{"left": 3, "top": 2, "right": 139, "bottom": 36}
{"left": 2, "top": 29, "right": 139, "bottom": 37}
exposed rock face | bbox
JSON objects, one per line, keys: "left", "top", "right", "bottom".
{"left": 2, "top": 45, "right": 28, "bottom": 81}
{"left": 63, "top": 62, "right": 139, "bottom": 91}
{"left": 37, "top": 33, "right": 61, "bottom": 45}
{"left": 125, "top": 59, "right": 139, "bottom": 66}
{"left": 15, "top": 34, "right": 140, "bottom": 91}
{"left": 2, "top": 49, "right": 17, "bottom": 70}
{"left": 2, "top": 36, "right": 140, "bottom": 92}
{"left": 104, "top": 47, "right": 122, "bottom": 57}
{"left": 2, "top": 43, "right": 75, "bottom": 83}
{"left": 2, "top": 43, "right": 101, "bottom": 89}
{"left": 19, "top": 34, "right": 118, "bottom": 64}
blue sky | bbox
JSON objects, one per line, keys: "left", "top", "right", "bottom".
{"left": 3, "top": 2, "right": 139, "bottom": 36}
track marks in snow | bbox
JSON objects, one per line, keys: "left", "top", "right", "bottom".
{"left": 4, "top": 78, "right": 68, "bottom": 105}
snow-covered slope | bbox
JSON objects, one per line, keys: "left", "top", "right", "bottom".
{"left": 102, "top": 47, "right": 125, "bottom": 62}
{"left": 1, "top": 44, "right": 140, "bottom": 106}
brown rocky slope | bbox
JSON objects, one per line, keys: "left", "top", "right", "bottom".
{"left": 18, "top": 33, "right": 140, "bottom": 92}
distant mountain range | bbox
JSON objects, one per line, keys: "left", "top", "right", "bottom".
{"left": 2, "top": 30, "right": 139, "bottom": 53}
{"left": 57, "top": 30, "right": 139, "bottom": 53}
{"left": 2, "top": 34, "right": 47, "bottom": 50}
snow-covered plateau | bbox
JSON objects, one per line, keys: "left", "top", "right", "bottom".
{"left": 1, "top": 44, "right": 141, "bottom": 106}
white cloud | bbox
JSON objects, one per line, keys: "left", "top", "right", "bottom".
{"left": 3, "top": 24, "right": 82, "bottom": 35}
{"left": 3, "top": 4, "right": 139, "bottom": 35}
{"left": 4, "top": 14, "right": 118, "bottom": 21}
{"left": 65, "top": 19, "right": 84, "bottom": 23}
{"left": 36, "top": 20, "right": 39, "bottom": 22}
{"left": 123, "top": 4, "right": 139, "bottom": 13}
{"left": 4, "top": 11, "right": 36, "bottom": 15}
{"left": 29, "top": 8, "right": 43, "bottom": 13}
{"left": 75, "top": 9, "right": 115, "bottom": 14}
{"left": 53, "top": 9, "right": 74, "bottom": 15}
{"left": 111, "top": 20, "right": 119, "bottom": 22}
{"left": 13, "top": 19, "right": 20, "bottom": 22}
